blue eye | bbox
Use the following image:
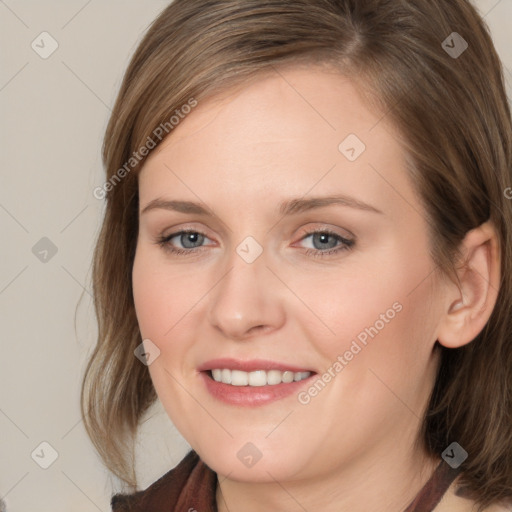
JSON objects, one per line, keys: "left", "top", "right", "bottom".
{"left": 156, "top": 229, "right": 211, "bottom": 255}
{"left": 156, "top": 228, "right": 354, "bottom": 258}
{"left": 298, "top": 230, "right": 354, "bottom": 258}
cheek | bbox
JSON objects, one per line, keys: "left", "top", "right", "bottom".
{"left": 132, "top": 249, "right": 207, "bottom": 435}
{"left": 132, "top": 247, "right": 204, "bottom": 343}
{"left": 297, "top": 244, "right": 438, "bottom": 380}
{"left": 287, "top": 255, "right": 439, "bottom": 456}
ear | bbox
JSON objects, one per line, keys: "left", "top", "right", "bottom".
{"left": 436, "top": 220, "right": 501, "bottom": 349}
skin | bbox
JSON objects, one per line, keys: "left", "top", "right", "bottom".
{"left": 132, "top": 64, "right": 501, "bottom": 512}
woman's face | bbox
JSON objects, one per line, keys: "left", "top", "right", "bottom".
{"left": 132, "top": 66, "right": 447, "bottom": 482}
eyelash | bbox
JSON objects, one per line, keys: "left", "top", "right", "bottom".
{"left": 155, "top": 228, "right": 355, "bottom": 259}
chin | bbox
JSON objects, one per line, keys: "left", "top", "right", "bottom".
{"left": 194, "top": 437, "right": 315, "bottom": 483}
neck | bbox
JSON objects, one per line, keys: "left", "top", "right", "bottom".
{"left": 216, "top": 445, "right": 440, "bottom": 512}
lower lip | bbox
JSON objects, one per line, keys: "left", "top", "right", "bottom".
{"left": 199, "top": 371, "right": 316, "bottom": 407}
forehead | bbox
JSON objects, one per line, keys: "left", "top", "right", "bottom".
{"left": 138, "top": 66, "right": 418, "bottom": 222}
{"left": 149, "top": 66, "right": 390, "bottom": 157}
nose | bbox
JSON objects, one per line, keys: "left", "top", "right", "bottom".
{"left": 207, "top": 245, "right": 286, "bottom": 341}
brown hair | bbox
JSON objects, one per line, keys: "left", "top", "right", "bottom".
{"left": 81, "top": 0, "right": 512, "bottom": 507}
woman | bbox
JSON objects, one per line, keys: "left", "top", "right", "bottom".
{"left": 81, "top": 0, "right": 512, "bottom": 510}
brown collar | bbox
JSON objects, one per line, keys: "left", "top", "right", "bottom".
{"left": 111, "top": 450, "right": 218, "bottom": 512}
{"left": 403, "top": 460, "right": 462, "bottom": 512}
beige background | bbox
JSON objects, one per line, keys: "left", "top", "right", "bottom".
{"left": 1, "top": 1, "right": 511, "bottom": 510}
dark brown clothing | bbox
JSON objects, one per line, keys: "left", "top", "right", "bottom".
{"left": 111, "top": 450, "right": 461, "bottom": 512}
{"left": 111, "top": 451, "right": 217, "bottom": 512}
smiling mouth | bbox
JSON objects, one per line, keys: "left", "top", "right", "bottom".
{"left": 206, "top": 369, "right": 314, "bottom": 387}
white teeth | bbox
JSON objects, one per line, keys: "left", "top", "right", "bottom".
{"left": 209, "top": 369, "right": 311, "bottom": 386}
{"left": 221, "top": 368, "right": 231, "bottom": 384}
{"left": 231, "top": 370, "right": 248, "bottom": 386}
{"left": 267, "top": 370, "right": 282, "bottom": 385}
{"left": 248, "top": 370, "right": 267, "bottom": 386}
{"left": 282, "top": 371, "right": 294, "bottom": 383}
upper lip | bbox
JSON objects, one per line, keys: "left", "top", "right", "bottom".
{"left": 197, "top": 358, "right": 315, "bottom": 373}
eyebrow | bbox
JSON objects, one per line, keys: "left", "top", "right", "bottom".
{"left": 141, "top": 194, "right": 383, "bottom": 216}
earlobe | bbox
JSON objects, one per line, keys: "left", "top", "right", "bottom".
{"left": 436, "top": 220, "right": 501, "bottom": 349}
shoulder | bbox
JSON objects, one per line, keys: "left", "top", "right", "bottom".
{"left": 110, "top": 450, "right": 218, "bottom": 512}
